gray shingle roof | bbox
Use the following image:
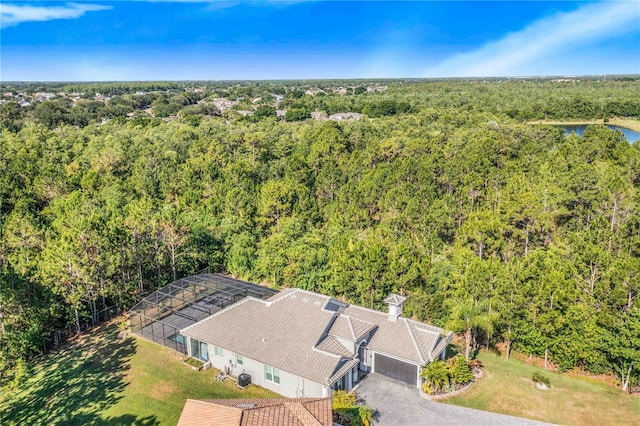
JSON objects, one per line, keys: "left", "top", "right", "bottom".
{"left": 182, "top": 291, "right": 344, "bottom": 385}
{"left": 316, "top": 335, "right": 353, "bottom": 358}
{"left": 181, "top": 288, "right": 449, "bottom": 385}
{"left": 327, "top": 315, "right": 376, "bottom": 342}
{"left": 384, "top": 294, "right": 407, "bottom": 305}
{"left": 327, "top": 359, "right": 360, "bottom": 386}
{"left": 342, "top": 305, "right": 447, "bottom": 365}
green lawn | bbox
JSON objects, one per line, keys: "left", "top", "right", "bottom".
{"left": 5, "top": 325, "right": 639, "bottom": 426}
{"left": 0, "top": 320, "right": 278, "bottom": 426}
{"left": 445, "top": 351, "right": 640, "bottom": 425}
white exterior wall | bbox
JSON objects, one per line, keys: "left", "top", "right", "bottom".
{"left": 207, "top": 343, "right": 234, "bottom": 372}
{"left": 187, "top": 339, "right": 328, "bottom": 398}
{"left": 235, "top": 354, "right": 328, "bottom": 398}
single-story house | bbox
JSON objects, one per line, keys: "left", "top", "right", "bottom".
{"left": 181, "top": 288, "right": 451, "bottom": 398}
{"left": 177, "top": 397, "right": 333, "bottom": 426}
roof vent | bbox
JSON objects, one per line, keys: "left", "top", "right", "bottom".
{"left": 237, "top": 403, "right": 255, "bottom": 408}
{"left": 384, "top": 294, "right": 407, "bottom": 322}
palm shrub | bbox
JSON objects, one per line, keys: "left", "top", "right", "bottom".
{"left": 422, "top": 357, "right": 474, "bottom": 394}
{"left": 421, "top": 360, "right": 449, "bottom": 394}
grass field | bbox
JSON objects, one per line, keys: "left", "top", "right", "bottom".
{"left": 445, "top": 351, "right": 640, "bottom": 425}
{"left": 4, "top": 323, "right": 640, "bottom": 426}
{"left": 528, "top": 118, "right": 640, "bottom": 132}
{"left": 0, "top": 320, "right": 277, "bottom": 426}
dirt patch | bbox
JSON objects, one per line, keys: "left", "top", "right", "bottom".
{"left": 149, "top": 380, "right": 177, "bottom": 400}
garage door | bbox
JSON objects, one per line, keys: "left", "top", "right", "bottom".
{"left": 374, "top": 353, "right": 417, "bottom": 385}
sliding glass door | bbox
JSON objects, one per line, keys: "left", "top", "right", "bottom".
{"left": 190, "top": 338, "right": 209, "bottom": 362}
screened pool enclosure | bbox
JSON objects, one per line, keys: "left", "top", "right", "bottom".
{"left": 129, "top": 273, "right": 277, "bottom": 353}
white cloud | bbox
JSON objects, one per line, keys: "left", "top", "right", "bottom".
{"left": 424, "top": 2, "right": 640, "bottom": 77}
{"left": 0, "top": 2, "right": 112, "bottom": 28}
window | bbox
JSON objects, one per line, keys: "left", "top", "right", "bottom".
{"left": 265, "top": 365, "right": 280, "bottom": 384}
{"left": 236, "top": 354, "right": 244, "bottom": 365}
{"left": 190, "top": 338, "right": 209, "bottom": 362}
{"left": 215, "top": 346, "right": 224, "bottom": 357}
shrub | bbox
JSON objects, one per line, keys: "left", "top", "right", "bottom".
{"left": 332, "top": 390, "right": 356, "bottom": 409}
{"left": 450, "top": 356, "right": 473, "bottom": 386}
{"left": 532, "top": 372, "right": 551, "bottom": 387}
{"left": 421, "top": 360, "right": 449, "bottom": 393}
{"left": 332, "top": 390, "right": 373, "bottom": 426}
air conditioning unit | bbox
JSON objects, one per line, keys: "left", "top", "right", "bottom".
{"left": 238, "top": 373, "right": 251, "bottom": 389}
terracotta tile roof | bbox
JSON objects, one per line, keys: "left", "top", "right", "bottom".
{"left": 177, "top": 399, "right": 241, "bottom": 426}
{"left": 177, "top": 398, "right": 333, "bottom": 426}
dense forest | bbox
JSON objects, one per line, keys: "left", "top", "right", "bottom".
{"left": 1, "top": 78, "right": 639, "bottom": 391}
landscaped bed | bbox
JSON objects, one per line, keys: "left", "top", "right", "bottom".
{"left": 0, "top": 318, "right": 278, "bottom": 426}
{"left": 183, "top": 357, "right": 204, "bottom": 370}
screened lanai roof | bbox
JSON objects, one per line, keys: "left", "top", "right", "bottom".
{"left": 129, "top": 273, "right": 277, "bottom": 351}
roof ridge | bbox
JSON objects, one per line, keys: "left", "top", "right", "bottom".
{"left": 284, "top": 402, "right": 323, "bottom": 426}
{"left": 310, "top": 345, "right": 342, "bottom": 359}
{"left": 342, "top": 314, "right": 377, "bottom": 327}
{"left": 404, "top": 319, "right": 426, "bottom": 364}
{"left": 344, "top": 304, "right": 388, "bottom": 317}
{"left": 266, "top": 288, "right": 301, "bottom": 304}
{"left": 346, "top": 316, "right": 356, "bottom": 340}
{"left": 408, "top": 319, "right": 442, "bottom": 334}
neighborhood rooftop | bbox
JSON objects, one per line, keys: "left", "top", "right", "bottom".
{"left": 177, "top": 397, "right": 333, "bottom": 426}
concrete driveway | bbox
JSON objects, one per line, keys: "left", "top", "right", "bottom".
{"left": 354, "top": 373, "right": 551, "bottom": 426}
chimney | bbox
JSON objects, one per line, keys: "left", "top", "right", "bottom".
{"left": 384, "top": 294, "right": 407, "bottom": 322}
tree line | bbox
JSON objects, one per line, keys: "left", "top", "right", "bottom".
{"left": 1, "top": 79, "right": 639, "bottom": 391}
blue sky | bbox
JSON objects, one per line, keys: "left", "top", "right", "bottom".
{"left": 1, "top": 1, "right": 639, "bottom": 81}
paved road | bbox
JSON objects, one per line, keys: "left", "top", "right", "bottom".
{"left": 354, "top": 373, "right": 552, "bottom": 426}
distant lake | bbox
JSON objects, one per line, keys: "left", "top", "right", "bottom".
{"left": 558, "top": 124, "right": 640, "bottom": 143}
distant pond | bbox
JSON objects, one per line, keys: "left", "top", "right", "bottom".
{"left": 557, "top": 124, "right": 640, "bottom": 143}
